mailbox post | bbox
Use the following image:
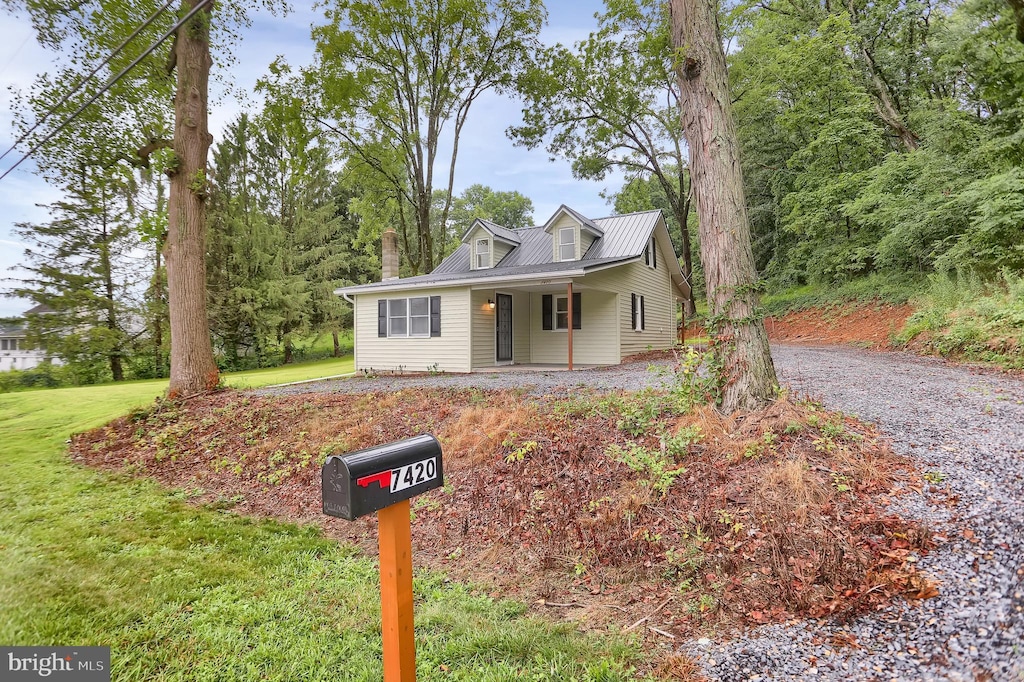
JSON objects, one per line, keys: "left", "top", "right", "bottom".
{"left": 322, "top": 435, "right": 444, "bottom": 682}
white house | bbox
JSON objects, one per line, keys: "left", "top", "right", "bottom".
{"left": 0, "top": 305, "right": 54, "bottom": 372}
{"left": 336, "top": 206, "right": 691, "bottom": 373}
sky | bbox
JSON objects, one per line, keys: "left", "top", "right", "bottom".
{"left": 0, "top": 1, "right": 622, "bottom": 318}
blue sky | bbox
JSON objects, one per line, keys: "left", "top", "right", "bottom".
{"left": 0, "top": 1, "right": 621, "bottom": 318}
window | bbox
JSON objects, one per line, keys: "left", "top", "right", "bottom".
{"left": 409, "top": 297, "right": 430, "bottom": 336}
{"left": 388, "top": 298, "right": 408, "bottom": 337}
{"left": 558, "top": 227, "right": 576, "bottom": 261}
{"left": 644, "top": 237, "right": 657, "bottom": 268}
{"left": 555, "top": 296, "right": 569, "bottom": 330}
{"left": 378, "top": 296, "right": 441, "bottom": 338}
{"left": 1, "top": 339, "right": 17, "bottom": 351}
{"left": 631, "top": 294, "right": 646, "bottom": 331}
{"left": 542, "top": 293, "right": 581, "bottom": 331}
{"left": 475, "top": 238, "right": 490, "bottom": 269}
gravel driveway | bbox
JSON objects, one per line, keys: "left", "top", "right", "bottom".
{"left": 262, "top": 346, "right": 1024, "bottom": 680}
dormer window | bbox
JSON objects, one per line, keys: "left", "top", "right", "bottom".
{"left": 558, "top": 227, "right": 576, "bottom": 261}
{"left": 475, "top": 238, "right": 490, "bottom": 269}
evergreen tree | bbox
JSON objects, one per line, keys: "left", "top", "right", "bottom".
{"left": 10, "top": 168, "right": 140, "bottom": 383}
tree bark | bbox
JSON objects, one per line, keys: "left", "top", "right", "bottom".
{"left": 669, "top": 0, "right": 778, "bottom": 413}
{"left": 1009, "top": 0, "right": 1024, "bottom": 44}
{"left": 332, "top": 330, "right": 341, "bottom": 358}
{"left": 165, "top": 0, "right": 219, "bottom": 398}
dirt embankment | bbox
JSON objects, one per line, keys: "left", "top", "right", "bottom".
{"left": 765, "top": 303, "right": 912, "bottom": 349}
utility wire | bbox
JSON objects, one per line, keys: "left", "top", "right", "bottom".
{"left": 0, "top": 0, "right": 177, "bottom": 165}
{"left": 0, "top": 0, "right": 213, "bottom": 183}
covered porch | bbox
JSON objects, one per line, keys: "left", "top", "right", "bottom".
{"left": 467, "top": 279, "right": 620, "bottom": 371}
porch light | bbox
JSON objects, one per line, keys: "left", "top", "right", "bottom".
{"left": 487, "top": 298, "right": 495, "bottom": 309}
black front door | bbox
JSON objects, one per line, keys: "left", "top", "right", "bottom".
{"left": 495, "top": 293, "right": 512, "bottom": 363}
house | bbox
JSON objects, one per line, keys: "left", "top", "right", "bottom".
{"left": 336, "top": 205, "right": 691, "bottom": 373}
{"left": 0, "top": 305, "right": 54, "bottom": 372}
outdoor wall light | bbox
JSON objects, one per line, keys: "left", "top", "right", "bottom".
{"left": 487, "top": 298, "right": 495, "bottom": 309}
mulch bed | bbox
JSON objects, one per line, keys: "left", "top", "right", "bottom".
{"left": 71, "top": 385, "right": 936, "bottom": 645}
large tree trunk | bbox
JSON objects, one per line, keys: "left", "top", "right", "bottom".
{"left": 669, "top": 0, "right": 777, "bottom": 413}
{"left": 165, "top": 0, "right": 219, "bottom": 398}
{"left": 1010, "top": 0, "right": 1024, "bottom": 44}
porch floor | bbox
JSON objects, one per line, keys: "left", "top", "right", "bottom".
{"left": 473, "top": 363, "right": 604, "bottom": 373}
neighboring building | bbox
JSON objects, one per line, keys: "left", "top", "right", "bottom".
{"left": 337, "top": 205, "right": 691, "bottom": 373}
{"left": 0, "top": 305, "right": 53, "bottom": 372}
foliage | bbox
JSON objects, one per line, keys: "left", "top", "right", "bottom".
{"left": 898, "top": 270, "right": 1024, "bottom": 368}
{"left": 305, "top": 0, "right": 545, "bottom": 275}
{"left": 728, "top": 0, "right": 1024, "bottom": 286}
{"left": 511, "top": 0, "right": 698, "bottom": 312}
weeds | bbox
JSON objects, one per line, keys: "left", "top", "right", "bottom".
{"left": 607, "top": 443, "right": 686, "bottom": 495}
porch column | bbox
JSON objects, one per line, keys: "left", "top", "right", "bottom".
{"left": 567, "top": 282, "right": 573, "bottom": 371}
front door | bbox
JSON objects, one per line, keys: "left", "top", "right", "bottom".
{"left": 495, "top": 293, "right": 513, "bottom": 363}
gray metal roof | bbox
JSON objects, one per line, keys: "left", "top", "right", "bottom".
{"left": 462, "top": 219, "right": 522, "bottom": 245}
{"left": 339, "top": 208, "right": 678, "bottom": 295}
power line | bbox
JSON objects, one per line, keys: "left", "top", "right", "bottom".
{"left": 0, "top": 0, "right": 178, "bottom": 165}
{"left": 0, "top": 0, "right": 213, "bottom": 184}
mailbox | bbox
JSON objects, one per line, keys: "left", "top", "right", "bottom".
{"left": 322, "top": 434, "right": 444, "bottom": 521}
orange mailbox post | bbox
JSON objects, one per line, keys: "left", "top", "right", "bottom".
{"left": 322, "top": 435, "right": 444, "bottom": 682}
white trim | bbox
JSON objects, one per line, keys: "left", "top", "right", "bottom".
{"left": 339, "top": 269, "right": 591, "bottom": 295}
{"left": 475, "top": 237, "right": 491, "bottom": 270}
{"left": 557, "top": 226, "right": 576, "bottom": 262}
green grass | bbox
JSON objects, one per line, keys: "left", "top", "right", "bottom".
{"left": 897, "top": 271, "right": 1024, "bottom": 369}
{"left": 0, "top": 358, "right": 640, "bottom": 681}
{"left": 762, "top": 273, "right": 927, "bottom": 315}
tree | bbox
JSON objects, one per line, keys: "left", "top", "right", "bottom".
{"left": 611, "top": 170, "right": 703, "bottom": 298}
{"left": 669, "top": 0, "right": 778, "bottom": 412}
{"left": 164, "top": 0, "right": 219, "bottom": 396}
{"left": 306, "top": 0, "right": 545, "bottom": 275}
{"left": 11, "top": 169, "right": 140, "bottom": 383}
{"left": 6, "top": 0, "right": 284, "bottom": 396}
{"left": 510, "top": 0, "right": 698, "bottom": 315}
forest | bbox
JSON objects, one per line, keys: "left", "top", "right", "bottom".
{"left": 2, "top": 0, "right": 1022, "bottom": 387}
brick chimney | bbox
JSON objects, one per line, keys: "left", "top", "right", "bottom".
{"left": 382, "top": 228, "right": 399, "bottom": 281}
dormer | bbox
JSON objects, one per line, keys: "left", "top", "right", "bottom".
{"left": 542, "top": 205, "right": 604, "bottom": 262}
{"left": 461, "top": 218, "right": 521, "bottom": 270}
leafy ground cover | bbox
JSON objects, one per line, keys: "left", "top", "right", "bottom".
{"left": 72, "top": 355, "right": 937, "bottom": 676}
{"left": 2, "top": 358, "right": 641, "bottom": 681}
{"left": 898, "top": 271, "right": 1024, "bottom": 370}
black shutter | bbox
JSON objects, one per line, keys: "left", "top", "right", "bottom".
{"left": 429, "top": 295, "right": 441, "bottom": 337}
{"left": 631, "top": 293, "right": 637, "bottom": 331}
{"left": 542, "top": 295, "right": 552, "bottom": 331}
{"left": 378, "top": 299, "right": 387, "bottom": 337}
{"left": 572, "top": 292, "right": 582, "bottom": 330}
{"left": 640, "top": 295, "right": 646, "bottom": 330}
{"left": 652, "top": 239, "right": 657, "bottom": 268}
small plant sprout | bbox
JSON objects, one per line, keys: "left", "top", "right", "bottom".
{"left": 924, "top": 470, "right": 947, "bottom": 484}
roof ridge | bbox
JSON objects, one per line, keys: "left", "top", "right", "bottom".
{"left": 593, "top": 208, "right": 662, "bottom": 221}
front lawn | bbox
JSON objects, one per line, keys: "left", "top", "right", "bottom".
{"left": 0, "top": 359, "right": 638, "bottom": 681}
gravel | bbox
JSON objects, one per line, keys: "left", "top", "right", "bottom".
{"left": 689, "top": 346, "right": 1024, "bottom": 682}
{"left": 259, "top": 345, "right": 1024, "bottom": 680}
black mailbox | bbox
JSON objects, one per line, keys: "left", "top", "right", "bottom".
{"left": 322, "top": 434, "right": 444, "bottom": 521}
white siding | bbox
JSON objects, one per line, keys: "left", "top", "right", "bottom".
{"left": 584, "top": 247, "right": 677, "bottom": 359}
{"left": 494, "top": 241, "right": 514, "bottom": 265}
{"left": 549, "top": 214, "right": 581, "bottom": 261}
{"left": 529, "top": 289, "right": 619, "bottom": 365}
{"left": 353, "top": 289, "right": 471, "bottom": 373}
{"left": 513, "top": 291, "right": 531, "bottom": 363}
{"left": 470, "top": 289, "right": 495, "bottom": 368}
{"left": 468, "top": 290, "right": 532, "bottom": 368}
